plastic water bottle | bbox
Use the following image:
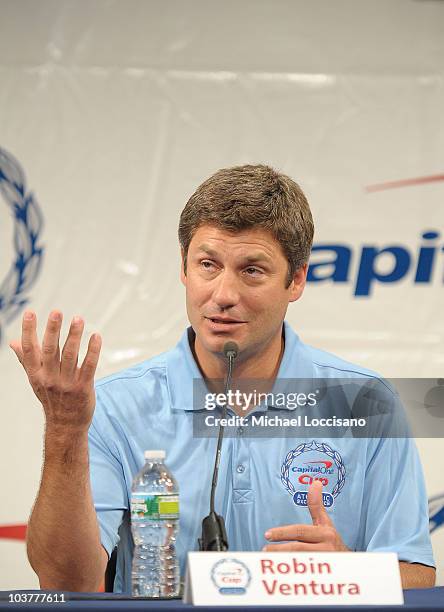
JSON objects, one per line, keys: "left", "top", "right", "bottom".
{"left": 130, "top": 450, "right": 180, "bottom": 598}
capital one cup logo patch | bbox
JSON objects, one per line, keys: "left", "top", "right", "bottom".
{"left": 0, "top": 147, "right": 44, "bottom": 343}
{"left": 281, "top": 440, "right": 346, "bottom": 508}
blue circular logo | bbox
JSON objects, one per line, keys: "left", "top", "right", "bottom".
{"left": 281, "top": 440, "right": 346, "bottom": 507}
{"left": 0, "top": 147, "right": 44, "bottom": 342}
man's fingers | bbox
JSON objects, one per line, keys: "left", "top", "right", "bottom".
{"left": 41, "top": 311, "right": 63, "bottom": 374}
{"left": 308, "top": 480, "right": 332, "bottom": 526}
{"left": 264, "top": 484, "right": 346, "bottom": 553}
{"left": 79, "top": 333, "right": 102, "bottom": 384}
{"left": 60, "top": 317, "right": 84, "bottom": 382}
{"left": 264, "top": 524, "right": 324, "bottom": 543}
{"left": 20, "top": 311, "right": 41, "bottom": 374}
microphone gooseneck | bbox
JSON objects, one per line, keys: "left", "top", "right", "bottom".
{"left": 199, "top": 341, "right": 238, "bottom": 552}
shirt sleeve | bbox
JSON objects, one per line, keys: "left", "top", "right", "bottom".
{"left": 88, "top": 413, "right": 129, "bottom": 558}
{"left": 358, "top": 436, "right": 435, "bottom": 567}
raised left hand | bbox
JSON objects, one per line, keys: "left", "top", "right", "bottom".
{"left": 263, "top": 480, "right": 350, "bottom": 552}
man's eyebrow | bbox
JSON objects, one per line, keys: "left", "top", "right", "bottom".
{"left": 243, "top": 253, "right": 272, "bottom": 264}
{"left": 196, "top": 244, "right": 218, "bottom": 257}
{"left": 195, "top": 244, "right": 272, "bottom": 264}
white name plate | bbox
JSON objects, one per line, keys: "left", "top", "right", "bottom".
{"left": 183, "top": 551, "right": 404, "bottom": 606}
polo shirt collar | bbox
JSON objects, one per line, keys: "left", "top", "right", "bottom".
{"left": 165, "top": 321, "right": 313, "bottom": 412}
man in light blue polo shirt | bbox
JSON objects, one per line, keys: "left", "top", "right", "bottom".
{"left": 12, "top": 164, "right": 435, "bottom": 592}
{"left": 90, "top": 322, "right": 435, "bottom": 593}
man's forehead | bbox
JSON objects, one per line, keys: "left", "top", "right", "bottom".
{"left": 189, "top": 225, "right": 280, "bottom": 257}
{"left": 197, "top": 243, "right": 273, "bottom": 263}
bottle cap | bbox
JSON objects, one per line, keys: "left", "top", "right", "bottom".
{"left": 144, "top": 450, "right": 166, "bottom": 460}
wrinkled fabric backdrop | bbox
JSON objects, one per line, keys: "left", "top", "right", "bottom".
{"left": 0, "top": 0, "right": 443, "bottom": 588}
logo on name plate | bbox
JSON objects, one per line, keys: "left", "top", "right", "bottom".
{"left": 211, "top": 558, "right": 252, "bottom": 595}
{"left": 281, "top": 440, "right": 346, "bottom": 508}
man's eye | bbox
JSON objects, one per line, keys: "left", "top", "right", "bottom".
{"left": 244, "top": 267, "right": 262, "bottom": 276}
{"left": 200, "top": 260, "right": 215, "bottom": 271}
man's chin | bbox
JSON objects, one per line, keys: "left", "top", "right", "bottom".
{"left": 198, "top": 327, "right": 245, "bottom": 357}
{"left": 206, "top": 336, "right": 242, "bottom": 356}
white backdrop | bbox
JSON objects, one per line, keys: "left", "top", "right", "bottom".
{"left": 0, "top": 0, "right": 443, "bottom": 588}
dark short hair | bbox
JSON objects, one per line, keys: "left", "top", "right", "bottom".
{"left": 178, "top": 164, "right": 314, "bottom": 286}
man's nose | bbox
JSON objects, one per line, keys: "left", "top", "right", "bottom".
{"left": 212, "top": 270, "right": 240, "bottom": 310}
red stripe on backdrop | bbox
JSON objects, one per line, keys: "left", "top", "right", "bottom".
{"left": 0, "top": 524, "right": 27, "bottom": 540}
{"left": 365, "top": 173, "right": 444, "bottom": 192}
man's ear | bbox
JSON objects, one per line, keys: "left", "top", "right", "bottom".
{"left": 180, "top": 248, "right": 187, "bottom": 286}
{"left": 288, "top": 264, "right": 308, "bottom": 303}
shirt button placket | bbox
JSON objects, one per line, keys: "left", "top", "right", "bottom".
{"left": 233, "top": 437, "right": 250, "bottom": 488}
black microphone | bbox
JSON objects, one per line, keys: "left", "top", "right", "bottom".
{"left": 199, "top": 341, "right": 239, "bottom": 552}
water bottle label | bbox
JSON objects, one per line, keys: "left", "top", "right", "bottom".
{"left": 131, "top": 493, "right": 179, "bottom": 520}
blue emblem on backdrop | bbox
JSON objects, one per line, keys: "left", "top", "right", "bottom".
{"left": 429, "top": 492, "right": 444, "bottom": 534}
{"left": 0, "top": 147, "right": 44, "bottom": 343}
{"left": 281, "top": 440, "right": 346, "bottom": 508}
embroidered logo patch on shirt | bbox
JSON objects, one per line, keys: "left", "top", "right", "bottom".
{"left": 281, "top": 440, "right": 346, "bottom": 508}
